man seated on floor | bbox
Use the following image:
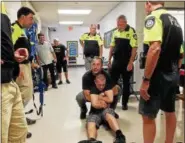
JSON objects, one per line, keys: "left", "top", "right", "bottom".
{"left": 76, "top": 57, "right": 121, "bottom": 120}
{"left": 79, "top": 74, "right": 126, "bottom": 143}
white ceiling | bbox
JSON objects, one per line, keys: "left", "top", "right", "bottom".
{"left": 30, "top": 2, "right": 120, "bottom": 27}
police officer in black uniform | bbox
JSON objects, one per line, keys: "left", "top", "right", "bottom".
{"left": 108, "top": 15, "right": 138, "bottom": 110}
{"left": 139, "top": 2, "right": 183, "bottom": 143}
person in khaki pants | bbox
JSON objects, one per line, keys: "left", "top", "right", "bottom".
{"left": 1, "top": 3, "right": 28, "bottom": 142}
{"left": 11, "top": 7, "right": 36, "bottom": 138}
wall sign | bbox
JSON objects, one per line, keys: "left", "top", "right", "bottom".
{"left": 67, "top": 41, "right": 78, "bottom": 57}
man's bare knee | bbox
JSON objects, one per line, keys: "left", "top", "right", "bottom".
{"left": 142, "top": 115, "right": 155, "bottom": 124}
{"left": 87, "top": 122, "right": 96, "bottom": 130}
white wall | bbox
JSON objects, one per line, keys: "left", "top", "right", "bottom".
{"left": 49, "top": 26, "right": 89, "bottom": 65}
{"left": 98, "top": 2, "right": 136, "bottom": 58}
{"left": 4, "top": 2, "right": 22, "bottom": 23}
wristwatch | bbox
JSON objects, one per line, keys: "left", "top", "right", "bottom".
{"left": 143, "top": 76, "right": 150, "bottom": 82}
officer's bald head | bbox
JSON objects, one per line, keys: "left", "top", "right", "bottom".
{"left": 117, "top": 15, "right": 127, "bottom": 31}
{"left": 90, "top": 24, "right": 97, "bottom": 35}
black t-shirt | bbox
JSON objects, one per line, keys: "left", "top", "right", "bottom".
{"left": 82, "top": 70, "right": 113, "bottom": 91}
{"left": 53, "top": 44, "right": 67, "bottom": 62}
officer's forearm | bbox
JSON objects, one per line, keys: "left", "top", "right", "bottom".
{"left": 99, "top": 45, "right": 103, "bottom": 57}
{"left": 129, "top": 48, "right": 137, "bottom": 64}
{"left": 80, "top": 40, "right": 84, "bottom": 48}
{"left": 144, "top": 42, "right": 161, "bottom": 79}
{"left": 109, "top": 46, "right": 114, "bottom": 61}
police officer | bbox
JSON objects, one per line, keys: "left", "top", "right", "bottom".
{"left": 139, "top": 2, "right": 183, "bottom": 143}
{"left": 80, "top": 24, "right": 103, "bottom": 71}
{"left": 11, "top": 7, "right": 36, "bottom": 138}
{"left": 108, "top": 15, "right": 138, "bottom": 110}
{"left": 1, "top": 2, "right": 28, "bottom": 142}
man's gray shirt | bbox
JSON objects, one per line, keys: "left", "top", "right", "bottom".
{"left": 36, "top": 41, "right": 54, "bottom": 65}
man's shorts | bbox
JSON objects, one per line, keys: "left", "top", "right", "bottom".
{"left": 56, "top": 60, "right": 67, "bottom": 73}
{"left": 139, "top": 70, "right": 179, "bottom": 119}
{"left": 87, "top": 108, "right": 115, "bottom": 128}
{"left": 1, "top": 81, "right": 28, "bottom": 143}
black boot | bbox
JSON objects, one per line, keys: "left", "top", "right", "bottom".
{"left": 27, "top": 132, "right": 32, "bottom": 138}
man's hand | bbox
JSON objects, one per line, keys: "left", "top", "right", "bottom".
{"left": 140, "top": 81, "right": 150, "bottom": 101}
{"left": 99, "top": 100, "right": 108, "bottom": 109}
{"left": 0, "top": 59, "right": 4, "bottom": 65}
{"left": 14, "top": 48, "right": 28, "bottom": 63}
{"left": 127, "top": 62, "right": 133, "bottom": 71}
{"left": 18, "top": 70, "right": 24, "bottom": 80}
{"left": 53, "top": 58, "right": 57, "bottom": 63}
{"left": 31, "top": 63, "right": 40, "bottom": 69}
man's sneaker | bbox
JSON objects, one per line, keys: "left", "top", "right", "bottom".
{"left": 80, "top": 111, "right": 87, "bottom": 119}
{"left": 78, "top": 140, "right": 102, "bottom": 143}
{"left": 27, "top": 132, "right": 32, "bottom": 138}
{"left": 52, "top": 85, "right": 58, "bottom": 89}
{"left": 58, "top": 81, "right": 63, "bottom": 85}
{"left": 66, "top": 79, "right": 71, "bottom": 84}
{"left": 122, "top": 105, "right": 128, "bottom": 110}
{"left": 80, "top": 107, "right": 87, "bottom": 119}
{"left": 26, "top": 118, "right": 36, "bottom": 125}
{"left": 115, "top": 112, "right": 119, "bottom": 119}
{"left": 114, "top": 134, "right": 126, "bottom": 143}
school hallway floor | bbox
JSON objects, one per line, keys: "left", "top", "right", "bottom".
{"left": 26, "top": 67, "right": 184, "bottom": 143}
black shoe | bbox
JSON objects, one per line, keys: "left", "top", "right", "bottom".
{"left": 78, "top": 140, "right": 102, "bottom": 143}
{"left": 26, "top": 132, "right": 32, "bottom": 138}
{"left": 80, "top": 111, "right": 87, "bottom": 119}
{"left": 115, "top": 112, "right": 119, "bottom": 119}
{"left": 52, "top": 85, "right": 58, "bottom": 89}
{"left": 66, "top": 79, "right": 71, "bottom": 84}
{"left": 26, "top": 118, "right": 36, "bottom": 125}
{"left": 80, "top": 107, "right": 87, "bottom": 119}
{"left": 58, "top": 81, "right": 63, "bottom": 85}
{"left": 122, "top": 105, "right": 128, "bottom": 110}
{"left": 114, "top": 134, "right": 126, "bottom": 143}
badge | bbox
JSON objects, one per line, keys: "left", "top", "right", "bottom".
{"left": 11, "top": 27, "right": 14, "bottom": 33}
{"left": 133, "top": 33, "right": 137, "bottom": 40}
{"left": 145, "top": 16, "right": 155, "bottom": 29}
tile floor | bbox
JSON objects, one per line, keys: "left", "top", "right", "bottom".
{"left": 26, "top": 67, "right": 184, "bottom": 143}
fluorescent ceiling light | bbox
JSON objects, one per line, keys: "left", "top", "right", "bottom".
{"left": 59, "top": 21, "right": 83, "bottom": 25}
{"left": 58, "top": 9, "right": 91, "bottom": 15}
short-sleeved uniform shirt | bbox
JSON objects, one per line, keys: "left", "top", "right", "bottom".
{"left": 144, "top": 7, "right": 183, "bottom": 72}
{"left": 110, "top": 25, "right": 137, "bottom": 64}
{"left": 36, "top": 42, "right": 54, "bottom": 65}
{"left": 82, "top": 70, "right": 113, "bottom": 91}
{"left": 80, "top": 33, "right": 103, "bottom": 57}
{"left": 53, "top": 44, "right": 67, "bottom": 62}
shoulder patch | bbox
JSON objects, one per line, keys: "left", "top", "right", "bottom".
{"left": 11, "top": 27, "right": 14, "bottom": 33}
{"left": 145, "top": 16, "right": 155, "bottom": 29}
{"left": 133, "top": 33, "right": 137, "bottom": 40}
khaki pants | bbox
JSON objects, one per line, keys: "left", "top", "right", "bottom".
{"left": 84, "top": 57, "right": 93, "bottom": 71}
{"left": 1, "top": 81, "right": 28, "bottom": 143}
{"left": 16, "top": 63, "right": 33, "bottom": 107}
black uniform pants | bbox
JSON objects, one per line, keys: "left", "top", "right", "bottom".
{"left": 110, "top": 60, "right": 133, "bottom": 106}
{"left": 42, "top": 63, "right": 56, "bottom": 87}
